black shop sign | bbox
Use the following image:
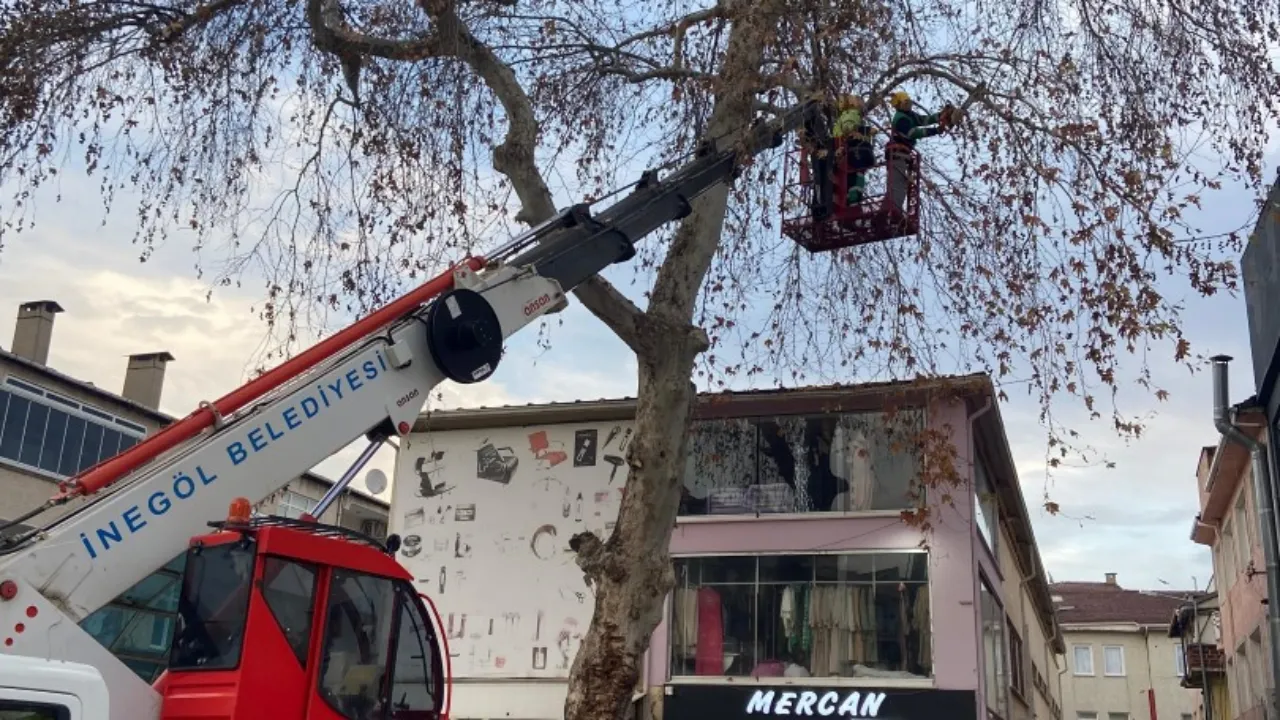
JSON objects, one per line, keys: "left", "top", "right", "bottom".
{"left": 662, "top": 683, "right": 978, "bottom": 720}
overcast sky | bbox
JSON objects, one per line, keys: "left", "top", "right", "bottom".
{"left": 1, "top": 126, "right": 1276, "bottom": 594}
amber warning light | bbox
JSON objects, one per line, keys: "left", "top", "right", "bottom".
{"left": 227, "top": 497, "right": 252, "bottom": 525}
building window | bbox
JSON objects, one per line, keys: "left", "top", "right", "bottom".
{"left": 1235, "top": 494, "right": 1253, "bottom": 573}
{"left": 1008, "top": 621, "right": 1026, "bottom": 698}
{"left": 678, "top": 410, "right": 926, "bottom": 517}
{"left": 1073, "top": 645, "right": 1094, "bottom": 675}
{"left": 1181, "top": 714, "right": 1194, "bottom": 720}
{"left": 1175, "top": 642, "right": 1186, "bottom": 676}
{"left": 1103, "top": 645, "right": 1125, "bottom": 676}
{"left": 1078, "top": 713, "right": 1098, "bottom": 720}
{"left": 1220, "top": 522, "right": 1237, "bottom": 587}
{"left": 974, "top": 455, "right": 999, "bottom": 559}
{"left": 1249, "top": 630, "right": 1266, "bottom": 709}
{"left": 278, "top": 490, "right": 318, "bottom": 519}
{"left": 669, "top": 552, "right": 931, "bottom": 678}
{"left": 0, "top": 378, "right": 146, "bottom": 478}
{"left": 1108, "top": 714, "right": 1129, "bottom": 720}
{"left": 981, "top": 578, "right": 1009, "bottom": 720}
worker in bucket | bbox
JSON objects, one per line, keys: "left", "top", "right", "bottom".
{"left": 831, "top": 94, "right": 878, "bottom": 205}
{"left": 885, "top": 90, "right": 957, "bottom": 213}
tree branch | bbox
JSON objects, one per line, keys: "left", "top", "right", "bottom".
{"left": 305, "top": 0, "right": 652, "bottom": 351}
{"left": 306, "top": 0, "right": 442, "bottom": 62}
{"left": 152, "top": 0, "right": 246, "bottom": 44}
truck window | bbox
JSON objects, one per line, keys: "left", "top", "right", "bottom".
{"left": 319, "top": 569, "right": 396, "bottom": 720}
{"left": 0, "top": 700, "right": 70, "bottom": 720}
{"left": 169, "top": 540, "right": 256, "bottom": 670}
{"left": 261, "top": 557, "right": 318, "bottom": 667}
{"left": 386, "top": 587, "right": 441, "bottom": 717}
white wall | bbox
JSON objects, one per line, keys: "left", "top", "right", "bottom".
{"left": 391, "top": 419, "right": 633, "bottom": 682}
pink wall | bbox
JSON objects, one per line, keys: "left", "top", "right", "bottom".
{"left": 643, "top": 398, "right": 984, "bottom": 693}
{"left": 1220, "top": 505, "right": 1268, "bottom": 656}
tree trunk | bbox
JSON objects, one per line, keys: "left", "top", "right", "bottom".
{"left": 562, "top": 4, "right": 784, "bottom": 719}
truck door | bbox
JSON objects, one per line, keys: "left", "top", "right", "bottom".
{"left": 312, "top": 569, "right": 444, "bottom": 720}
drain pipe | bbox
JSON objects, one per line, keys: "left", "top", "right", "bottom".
{"left": 1211, "top": 354, "right": 1280, "bottom": 720}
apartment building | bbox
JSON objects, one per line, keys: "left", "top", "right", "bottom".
{"left": 1192, "top": 419, "right": 1275, "bottom": 720}
{"left": 0, "top": 299, "right": 389, "bottom": 681}
{"left": 389, "top": 374, "right": 1065, "bottom": 720}
{"left": 1053, "top": 576, "right": 1203, "bottom": 720}
{"left": 1168, "top": 590, "right": 1230, "bottom": 720}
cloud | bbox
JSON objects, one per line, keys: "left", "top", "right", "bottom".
{"left": 0, "top": 232, "right": 535, "bottom": 503}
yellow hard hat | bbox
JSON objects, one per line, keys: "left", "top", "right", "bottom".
{"left": 889, "top": 91, "right": 911, "bottom": 108}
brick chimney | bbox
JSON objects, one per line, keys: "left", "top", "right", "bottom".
{"left": 10, "top": 301, "right": 65, "bottom": 366}
{"left": 122, "top": 352, "right": 175, "bottom": 411}
{"left": 1105, "top": 572, "right": 1118, "bottom": 586}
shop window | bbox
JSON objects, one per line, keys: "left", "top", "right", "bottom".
{"left": 980, "top": 578, "right": 1009, "bottom": 720}
{"left": 670, "top": 552, "right": 931, "bottom": 679}
{"left": 679, "top": 410, "right": 925, "bottom": 516}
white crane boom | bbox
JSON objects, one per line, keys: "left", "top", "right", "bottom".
{"left": 0, "top": 263, "right": 566, "bottom": 719}
{"left": 0, "top": 100, "right": 822, "bottom": 720}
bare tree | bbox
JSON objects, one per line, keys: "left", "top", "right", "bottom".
{"left": 2, "top": 0, "right": 1277, "bottom": 716}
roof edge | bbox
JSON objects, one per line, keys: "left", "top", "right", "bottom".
{"left": 413, "top": 374, "right": 993, "bottom": 433}
{"left": 1, "top": 348, "right": 172, "bottom": 423}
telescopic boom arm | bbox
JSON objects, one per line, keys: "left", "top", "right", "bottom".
{"left": 0, "top": 100, "right": 820, "bottom": 720}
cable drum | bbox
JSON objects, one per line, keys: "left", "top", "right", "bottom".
{"left": 424, "top": 288, "right": 504, "bottom": 384}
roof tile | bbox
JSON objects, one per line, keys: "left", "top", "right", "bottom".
{"left": 1051, "top": 581, "right": 1197, "bottom": 625}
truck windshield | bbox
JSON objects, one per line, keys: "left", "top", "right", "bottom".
{"left": 168, "top": 539, "right": 256, "bottom": 670}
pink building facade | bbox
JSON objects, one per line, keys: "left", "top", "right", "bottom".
{"left": 1193, "top": 407, "right": 1274, "bottom": 720}
{"left": 408, "top": 375, "right": 1064, "bottom": 720}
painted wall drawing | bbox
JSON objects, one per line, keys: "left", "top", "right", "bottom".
{"left": 391, "top": 420, "right": 632, "bottom": 679}
{"left": 475, "top": 439, "right": 518, "bottom": 484}
{"left": 414, "top": 449, "right": 453, "bottom": 498}
{"left": 528, "top": 430, "right": 568, "bottom": 469}
{"left": 573, "top": 429, "right": 597, "bottom": 467}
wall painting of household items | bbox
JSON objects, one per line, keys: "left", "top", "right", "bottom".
{"left": 392, "top": 420, "right": 634, "bottom": 678}
{"left": 390, "top": 408, "right": 926, "bottom": 679}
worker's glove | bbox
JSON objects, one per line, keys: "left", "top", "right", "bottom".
{"left": 939, "top": 104, "right": 958, "bottom": 128}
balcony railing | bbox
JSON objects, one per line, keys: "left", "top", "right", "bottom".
{"left": 1180, "top": 643, "right": 1226, "bottom": 688}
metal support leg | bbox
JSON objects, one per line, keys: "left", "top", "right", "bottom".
{"left": 308, "top": 437, "right": 386, "bottom": 521}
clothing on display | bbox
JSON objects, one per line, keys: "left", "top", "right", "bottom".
{"left": 673, "top": 587, "right": 699, "bottom": 654}
{"left": 695, "top": 587, "right": 725, "bottom": 675}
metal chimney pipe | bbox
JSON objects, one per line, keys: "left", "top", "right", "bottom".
{"left": 1210, "top": 354, "right": 1280, "bottom": 720}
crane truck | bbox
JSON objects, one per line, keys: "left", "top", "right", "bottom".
{"left": 0, "top": 101, "right": 824, "bottom": 720}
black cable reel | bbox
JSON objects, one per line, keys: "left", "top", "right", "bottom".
{"left": 424, "top": 288, "right": 504, "bottom": 384}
